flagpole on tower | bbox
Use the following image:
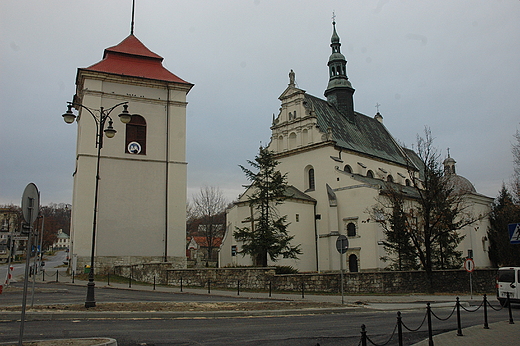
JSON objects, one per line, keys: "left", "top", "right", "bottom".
{"left": 130, "top": 0, "right": 135, "bottom": 35}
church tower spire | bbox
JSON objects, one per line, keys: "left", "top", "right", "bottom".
{"left": 324, "top": 18, "right": 355, "bottom": 118}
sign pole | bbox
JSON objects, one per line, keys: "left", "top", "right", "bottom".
{"left": 336, "top": 235, "right": 349, "bottom": 305}
{"left": 19, "top": 183, "right": 40, "bottom": 346}
{"left": 470, "top": 271, "right": 473, "bottom": 300}
{"left": 19, "top": 198, "right": 33, "bottom": 346}
{"left": 340, "top": 251, "right": 344, "bottom": 305}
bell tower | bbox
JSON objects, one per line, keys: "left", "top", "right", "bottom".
{"left": 69, "top": 33, "right": 193, "bottom": 271}
{"left": 324, "top": 19, "right": 355, "bottom": 119}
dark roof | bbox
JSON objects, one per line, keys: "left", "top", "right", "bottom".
{"left": 304, "top": 94, "right": 411, "bottom": 167}
{"left": 284, "top": 185, "right": 317, "bottom": 203}
{"left": 84, "top": 35, "right": 192, "bottom": 85}
{"left": 349, "top": 173, "right": 421, "bottom": 199}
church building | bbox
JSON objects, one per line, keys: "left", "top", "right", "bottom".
{"left": 68, "top": 32, "right": 193, "bottom": 272}
{"left": 220, "top": 21, "right": 493, "bottom": 272}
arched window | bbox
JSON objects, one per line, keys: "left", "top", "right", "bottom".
{"left": 344, "top": 165, "right": 353, "bottom": 173}
{"left": 289, "top": 132, "right": 297, "bottom": 149}
{"left": 349, "top": 254, "right": 359, "bottom": 272}
{"left": 125, "top": 114, "right": 146, "bottom": 155}
{"left": 366, "top": 170, "right": 374, "bottom": 178}
{"left": 347, "top": 222, "right": 356, "bottom": 237}
{"left": 405, "top": 179, "right": 411, "bottom": 186}
{"left": 307, "top": 167, "right": 315, "bottom": 191}
{"left": 387, "top": 175, "right": 394, "bottom": 183}
{"left": 278, "top": 135, "right": 284, "bottom": 152}
{"left": 302, "top": 129, "right": 308, "bottom": 145}
{"left": 304, "top": 165, "right": 316, "bottom": 191}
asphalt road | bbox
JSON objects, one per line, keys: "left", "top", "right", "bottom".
{"left": 0, "top": 281, "right": 268, "bottom": 306}
{"left": 0, "top": 309, "right": 511, "bottom": 346}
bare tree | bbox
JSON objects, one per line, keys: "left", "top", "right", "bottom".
{"left": 191, "top": 186, "right": 227, "bottom": 264}
{"left": 512, "top": 129, "right": 520, "bottom": 202}
{"left": 372, "top": 128, "right": 480, "bottom": 291}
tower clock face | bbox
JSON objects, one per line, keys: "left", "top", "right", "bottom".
{"left": 128, "top": 141, "right": 142, "bottom": 154}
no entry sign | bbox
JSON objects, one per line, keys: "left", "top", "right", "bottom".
{"left": 464, "top": 258, "right": 475, "bottom": 273}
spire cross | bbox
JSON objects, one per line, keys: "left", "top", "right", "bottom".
{"left": 332, "top": 11, "right": 336, "bottom": 24}
{"left": 375, "top": 103, "right": 381, "bottom": 113}
{"left": 447, "top": 147, "right": 451, "bottom": 158}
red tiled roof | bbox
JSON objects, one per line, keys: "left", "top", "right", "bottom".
{"left": 84, "top": 35, "right": 191, "bottom": 85}
{"left": 189, "top": 236, "right": 223, "bottom": 248}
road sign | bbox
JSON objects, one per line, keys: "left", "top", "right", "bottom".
{"left": 21, "top": 183, "right": 40, "bottom": 224}
{"left": 336, "top": 235, "right": 349, "bottom": 254}
{"left": 12, "top": 236, "right": 28, "bottom": 241}
{"left": 508, "top": 223, "right": 520, "bottom": 244}
{"left": 464, "top": 258, "right": 475, "bottom": 273}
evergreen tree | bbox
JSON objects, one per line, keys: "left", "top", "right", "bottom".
{"left": 233, "top": 147, "right": 301, "bottom": 266}
{"left": 375, "top": 186, "right": 420, "bottom": 271}
{"left": 488, "top": 184, "right": 520, "bottom": 267}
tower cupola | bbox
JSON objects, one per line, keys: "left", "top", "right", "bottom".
{"left": 324, "top": 19, "right": 355, "bottom": 118}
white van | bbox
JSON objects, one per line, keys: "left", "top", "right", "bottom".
{"left": 497, "top": 267, "right": 520, "bottom": 306}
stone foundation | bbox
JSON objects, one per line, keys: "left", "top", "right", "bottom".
{"left": 74, "top": 256, "right": 186, "bottom": 275}
{"left": 113, "top": 266, "right": 498, "bottom": 294}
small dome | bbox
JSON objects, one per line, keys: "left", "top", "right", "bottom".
{"left": 446, "top": 174, "right": 477, "bottom": 194}
{"left": 329, "top": 52, "right": 346, "bottom": 62}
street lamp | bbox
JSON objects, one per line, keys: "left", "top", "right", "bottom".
{"left": 62, "top": 101, "right": 131, "bottom": 308}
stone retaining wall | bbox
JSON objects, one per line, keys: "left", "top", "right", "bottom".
{"left": 113, "top": 264, "right": 498, "bottom": 294}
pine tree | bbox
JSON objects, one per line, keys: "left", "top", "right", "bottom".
{"left": 488, "top": 184, "right": 520, "bottom": 267}
{"left": 233, "top": 147, "right": 301, "bottom": 266}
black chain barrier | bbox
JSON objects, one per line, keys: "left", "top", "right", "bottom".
{"left": 366, "top": 322, "right": 398, "bottom": 346}
{"left": 359, "top": 294, "right": 514, "bottom": 346}
{"left": 401, "top": 310, "right": 428, "bottom": 332}
{"left": 41, "top": 269, "right": 69, "bottom": 282}
{"left": 430, "top": 302, "right": 457, "bottom": 321}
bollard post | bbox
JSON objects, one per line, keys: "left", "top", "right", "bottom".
{"left": 207, "top": 279, "right": 211, "bottom": 294}
{"left": 427, "top": 303, "right": 434, "bottom": 346}
{"left": 72, "top": 271, "right": 74, "bottom": 284}
{"left": 153, "top": 276, "right": 156, "bottom": 291}
{"left": 42, "top": 269, "right": 45, "bottom": 282}
{"left": 56, "top": 269, "right": 59, "bottom": 283}
{"left": 507, "top": 292, "right": 514, "bottom": 324}
{"left": 456, "top": 297, "right": 463, "bottom": 336}
{"left": 237, "top": 280, "right": 240, "bottom": 296}
{"left": 180, "top": 277, "right": 183, "bottom": 292}
{"left": 483, "top": 294, "right": 489, "bottom": 329}
{"left": 397, "top": 311, "right": 403, "bottom": 346}
{"left": 107, "top": 273, "right": 110, "bottom": 286}
{"left": 360, "top": 324, "right": 367, "bottom": 346}
{"left": 269, "top": 281, "right": 272, "bottom": 297}
{"left": 301, "top": 282, "right": 305, "bottom": 299}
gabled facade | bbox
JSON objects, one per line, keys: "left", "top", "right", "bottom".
{"left": 69, "top": 34, "right": 193, "bottom": 271}
{"left": 221, "top": 21, "right": 493, "bottom": 272}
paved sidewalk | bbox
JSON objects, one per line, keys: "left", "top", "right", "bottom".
{"left": 412, "top": 320, "right": 519, "bottom": 346}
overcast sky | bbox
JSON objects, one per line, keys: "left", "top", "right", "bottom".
{"left": 1, "top": 0, "right": 519, "bottom": 206}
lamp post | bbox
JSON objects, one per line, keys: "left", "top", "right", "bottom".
{"left": 62, "top": 101, "right": 131, "bottom": 308}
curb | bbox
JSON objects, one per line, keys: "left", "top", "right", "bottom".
{"left": 0, "top": 338, "right": 117, "bottom": 346}
{"left": 0, "top": 306, "right": 363, "bottom": 322}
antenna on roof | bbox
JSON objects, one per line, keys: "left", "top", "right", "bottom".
{"left": 130, "top": 0, "right": 136, "bottom": 35}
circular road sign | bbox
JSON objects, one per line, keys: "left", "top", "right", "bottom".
{"left": 464, "top": 258, "right": 475, "bottom": 273}
{"left": 336, "top": 235, "right": 349, "bottom": 254}
{"left": 21, "top": 183, "right": 40, "bottom": 224}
